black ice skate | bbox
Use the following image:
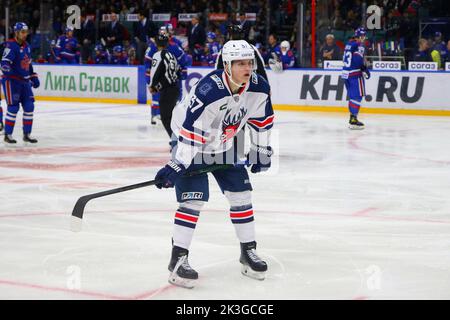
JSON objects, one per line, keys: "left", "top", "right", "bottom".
{"left": 240, "top": 241, "right": 267, "bottom": 280}
{"left": 4, "top": 134, "right": 17, "bottom": 144}
{"left": 168, "top": 246, "right": 198, "bottom": 289}
{"left": 0, "top": 121, "right": 4, "bottom": 132}
{"left": 349, "top": 115, "right": 365, "bottom": 130}
{"left": 23, "top": 134, "right": 38, "bottom": 143}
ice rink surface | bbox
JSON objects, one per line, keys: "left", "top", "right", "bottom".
{"left": 0, "top": 101, "right": 449, "bottom": 300}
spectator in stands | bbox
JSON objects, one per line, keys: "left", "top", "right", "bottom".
{"left": 105, "top": 13, "right": 124, "bottom": 49}
{"left": 133, "top": 10, "right": 158, "bottom": 64}
{"left": 320, "top": 34, "right": 342, "bottom": 63}
{"left": 188, "top": 15, "right": 206, "bottom": 62}
{"left": 76, "top": 15, "right": 95, "bottom": 63}
{"left": 127, "top": 46, "right": 140, "bottom": 65}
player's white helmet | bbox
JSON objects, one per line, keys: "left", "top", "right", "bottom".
{"left": 222, "top": 40, "right": 256, "bottom": 86}
{"left": 280, "top": 40, "right": 290, "bottom": 51}
{"left": 222, "top": 40, "right": 255, "bottom": 64}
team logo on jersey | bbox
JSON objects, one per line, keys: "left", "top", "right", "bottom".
{"left": 221, "top": 107, "right": 247, "bottom": 142}
{"left": 20, "top": 55, "right": 31, "bottom": 71}
{"left": 181, "top": 192, "right": 204, "bottom": 200}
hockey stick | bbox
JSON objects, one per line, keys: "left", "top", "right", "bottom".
{"left": 70, "top": 164, "right": 233, "bottom": 232}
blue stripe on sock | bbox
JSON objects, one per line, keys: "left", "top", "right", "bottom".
{"left": 231, "top": 217, "right": 254, "bottom": 224}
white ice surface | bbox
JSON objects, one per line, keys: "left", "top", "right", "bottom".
{"left": 0, "top": 101, "right": 449, "bottom": 300}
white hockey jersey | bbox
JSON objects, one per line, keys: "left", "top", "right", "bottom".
{"left": 171, "top": 69, "right": 274, "bottom": 167}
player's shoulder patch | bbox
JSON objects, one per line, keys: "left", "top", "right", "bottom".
{"left": 198, "top": 81, "right": 213, "bottom": 96}
{"left": 194, "top": 70, "right": 228, "bottom": 103}
{"left": 248, "top": 73, "right": 270, "bottom": 94}
{"left": 5, "top": 40, "right": 16, "bottom": 48}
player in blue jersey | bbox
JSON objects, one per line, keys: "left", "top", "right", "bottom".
{"left": 55, "top": 26, "right": 80, "bottom": 64}
{"left": 165, "top": 23, "right": 183, "bottom": 48}
{"left": 144, "top": 38, "right": 161, "bottom": 124}
{"left": 46, "top": 39, "right": 58, "bottom": 64}
{"left": 279, "top": 40, "right": 295, "bottom": 69}
{"left": 0, "top": 41, "right": 4, "bottom": 131}
{"left": 433, "top": 32, "right": 448, "bottom": 67}
{"left": 154, "top": 40, "right": 274, "bottom": 288}
{"left": 341, "top": 27, "right": 370, "bottom": 129}
{"left": 93, "top": 44, "right": 110, "bottom": 64}
{"left": 110, "top": 45, "right": 128, "bottom": 65}
{"left": 205, "top": 31, "right": 221, "bottom": 66}
{"left": 1, "top": 22, "right": 40, "bottom": 143}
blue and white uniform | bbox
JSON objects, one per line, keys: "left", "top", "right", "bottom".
{"left": 1, "top": 27, "right": 39, "bottom": 137}
{"left": 110, "top": 45, "right": 128, "bottom": 65}
{"left": 341, "top": 35, "right": 367, "bottom": 117}
{"left": 155, "top": 40, "right": 271, "bottom": 287}
{"left": 169, "top": 68, "right": 273, "bottom": 247}
{"left": 55, "top": 29, "right": 79, "bottom": 64}
{"left": 172, "top": 68, "right": 273, "bottom": 197}
{"left": 94, "top": 44, "right": 110, "bottom": 64}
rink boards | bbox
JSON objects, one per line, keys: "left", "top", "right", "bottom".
{"left": 7, "top": 64, "right": 450, "bottom": 116}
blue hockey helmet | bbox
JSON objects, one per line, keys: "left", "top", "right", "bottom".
{"left": 94, "top": 44, "right": 104, "bottom": 51}
{"left": 14, "top": 22, "right": 29, "bottom": 32}
{"left": 354, "top": 27, "right": 367, "bottom": 38}
{"left": 113, "top": 45, "right": 123, "bottom": 53}
{"left": 207, "top": 32, "right": 216, "bottom": 40}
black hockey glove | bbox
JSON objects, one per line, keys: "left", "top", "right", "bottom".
{"left": 247, "top": 145, "right": 273, "bottom": 173}
{"left": 155, "top": 160, "right": 186, "bottom": 189}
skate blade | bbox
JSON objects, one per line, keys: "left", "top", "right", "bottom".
{"left": 23, "top": 141, "right": 38, "bottom": 145}
{"left": 168, "top": 273, "right": 197, "bottom": 289}
{"left": 3, "top": 141, "right": 18, "bottom": 147}
{"left": 241, "top": 264, "right": 266, "bottom": 280}
{"left": 348, "top": 124, "right": 365, "bottom": 130}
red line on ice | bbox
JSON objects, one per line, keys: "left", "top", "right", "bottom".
{"left": 0, "top": 278, "right": 175, "bottom": 300}
{"left": 1, "top": 208, "right": 449, "bottom": 225}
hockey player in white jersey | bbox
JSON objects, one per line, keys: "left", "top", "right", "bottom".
{"left": 154, "top": 40, "right": 274, "bottom": 289}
